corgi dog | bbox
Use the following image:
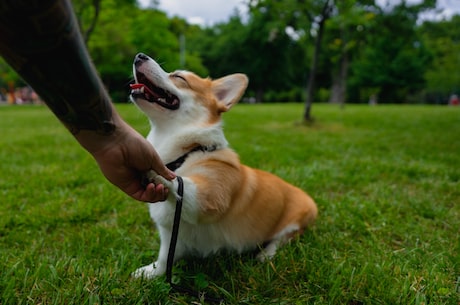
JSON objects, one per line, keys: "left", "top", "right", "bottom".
{"left": 130, "top": 53, "right": 317, "bottom": 279}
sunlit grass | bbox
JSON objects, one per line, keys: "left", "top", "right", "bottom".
{"left": 0, "top": 103, "right": 459, "bottom": 304}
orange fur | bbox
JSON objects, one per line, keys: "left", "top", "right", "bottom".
{"left": 182, "top": 149, "right": 317, "bottom": 243}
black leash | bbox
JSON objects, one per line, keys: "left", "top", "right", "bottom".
{"left": 165, "top": 176, "right": 184, "bottom": 285}
{"left": 165, "top": 176, "right": 224, "bottom": 304}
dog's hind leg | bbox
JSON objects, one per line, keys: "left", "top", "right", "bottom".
{"left": 256, "top": 223, "right": 300, "bottom": 262}
{"left": 256, "top": 239, "right": 281, "bottom": 262}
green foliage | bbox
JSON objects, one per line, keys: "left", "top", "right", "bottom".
{"left": 187, "top": 7, "right": 308, "bottom": 102}
{"left": 189, "top": 16, "right": 248, "bottom": 78}
{"left": 82, "top": 1, "right": 177, "bottom": 101}
{"left": 126, "top": 9, "right": 178, "bottom": 69}
{"left": 64, "top": 0, "right": 206, "bottom": 102}
{"left": 1, "top": 104, "right": 459, "bottom": 304}
{"left": 322, "top": 1, "right": 377, "bottom": 104}
{"left": 72, "top": 0, "right": 137, "bottom": 42}
{"left": 0, "top": 0, "right": 458, "bottom": 105}
{"left": 420, "top": 15, "right": 460, "bottom": 100}
{"left": 86, "top": 0, "right": 137, "bottom": 101}
{"left": 84, "top": 1, "right": 208, "bottom": 101}
{"left": 168, "top": 17, "right": 209, "bottom": 76}
{"left": 0, "top": 57, "right": 23, "bottom": 89}
{"left": 348, "top": 1, "right": 433, "bottom": 103}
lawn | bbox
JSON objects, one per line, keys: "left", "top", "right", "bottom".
{"left": 0, "top": 103, "right": 459, "bottom": 304}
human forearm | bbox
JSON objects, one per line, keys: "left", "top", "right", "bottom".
{"left": 0, "top": 0, "right": 115, "bottom": 136}
{"left": 0, "top": 0, "right": 175, "bottom": 202}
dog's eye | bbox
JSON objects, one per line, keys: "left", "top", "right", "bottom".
{"left": 172, "top": 74, "right": 187, "bottom": 82}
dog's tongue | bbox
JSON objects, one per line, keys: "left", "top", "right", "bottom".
{"left": 130, "top": 83, "right": 156, "bottom": 98}
{"left": 130, "top": 83, "right": 153, "bottom": 94}
{"left": 130, "top": 83, "right": 151, "bottom": 102}
{"left": 130, "top": 83, "right": 145, "bottom": 90}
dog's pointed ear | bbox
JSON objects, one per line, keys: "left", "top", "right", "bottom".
{"left": 212, "top": 74, "right": 248, "bottom": 112}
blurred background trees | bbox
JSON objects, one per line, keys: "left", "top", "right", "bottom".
{"left": 1, "top": 0, "right": 458, "bottom": 110}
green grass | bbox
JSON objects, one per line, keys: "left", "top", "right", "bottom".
{"left": 0, "top": 103, "right": 459, "bottom": 304}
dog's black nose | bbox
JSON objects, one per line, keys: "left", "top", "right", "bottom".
{"left": 134, "top": 53, "right": 149, "bottom": 66}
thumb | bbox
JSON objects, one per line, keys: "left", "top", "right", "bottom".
{"left": 154, "top": 164, "right": 176, "bottom": 181}
{"left": 148, "top": 149, "right": 175, "bottom": 180}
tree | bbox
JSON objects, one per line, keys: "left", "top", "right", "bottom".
{"left": 237, "top": 0, "right": 328, "bottom": 112}
{"left": 83, "top": 0, "right": 208, "bottom": 101}
{"left": 420, "top": 15, "right": 460, "bottom": 102}
{"left": 324, "top": 0, "right": 376, "bottom": 106}
{"left": 72, "top": 0, "right": 137, "bottom": 44}
{"left": 168, "top": 17, "right": 209, "bottom": 76}
{"left": 189, "top": 16, "right": 247, "bottom": 78}
{"left": 247, "top": 0, "right": 333, "bottom": 120}
{"left": 244, "top": 5, "right": 306, "bottom": 102}
{"left": 302, "top": 0, "right": 334, "bottom": 121}
{"left": 348, "top": 0, "right": 435, "bottom": 103}
{"left": 73, "top": 0, "right": 102, "bottom": 44}
{"left": 84, "top": 0, "right": 138, "bottom": 101}
{"left": 189, "top": 9, "right": 306, "bottom": 103}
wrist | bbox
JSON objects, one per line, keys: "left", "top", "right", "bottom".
{"left": 72, "top": 109, "right": 131, "bottom": 155}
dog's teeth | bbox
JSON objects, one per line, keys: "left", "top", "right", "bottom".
{"left": 158, "top": 97, "right": 166, "bottom": 103}
{"left": 131, "top": 87, "right": 144, "bottom": 94}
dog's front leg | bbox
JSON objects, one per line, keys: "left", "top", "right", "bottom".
{"left": 132, "top": 228, "right": 186, "bottom": 279}
{"left": 132, "top": 231, "right": 170, "bottom": 279}
{"left": 132, "top": 262, "right": 164, "bottom": 279}
{"left": 152, "top": 174, "right": 200, "bottom": 224}
{"left": 132, "top": 246, "right": 168, "bottom": 279}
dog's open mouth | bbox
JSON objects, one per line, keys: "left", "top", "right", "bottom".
{"left": 130, "top": 73, "right": 180, "bottom": 110}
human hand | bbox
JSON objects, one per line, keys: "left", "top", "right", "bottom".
{"left": 89, "top": 120, "right": 175, "bottom": 202}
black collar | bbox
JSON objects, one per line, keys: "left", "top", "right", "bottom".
{"left": 165, "top": 144, "right": 218, "bottom": 171}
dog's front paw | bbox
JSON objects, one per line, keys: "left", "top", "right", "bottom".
{"left": 152, "top": 174, "right": 174, "bottom": 189}
{"left": 132, "top": 262, "right": 166, "bottom": 279}
{"left": 153, "top": 175, "right": 180, "bottom": 198}
{"left": 143, "top": 171, "right": 179, "bottom": 198}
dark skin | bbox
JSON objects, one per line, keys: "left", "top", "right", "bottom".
{"left": 0, "top": 0, "right": 175, "bottom": 202}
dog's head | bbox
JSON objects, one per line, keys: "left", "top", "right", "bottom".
{"left": 130, "top": 53, "right": 248, "bottom": 126}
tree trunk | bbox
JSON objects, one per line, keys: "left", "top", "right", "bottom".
{"left": 329, "top": 51, "right": 349, "bottom": 107}
{"left": 329, "top": 21, "right": 349, "bottom": 107}
{"left": 75, "top": 0, "right": 101, "bottom": 45}
{"left": 255, "top": 88, "right": 264, "bottom": 103}
{"left": 83, "top": 0, "right": 101, "bottom": 45}
{"left": 303, "top": 22, "right": 323, "bottom": 122}
{"left": 303, "top": 0, "right": 332, "bottom": 123}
